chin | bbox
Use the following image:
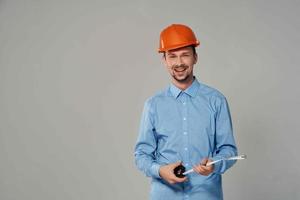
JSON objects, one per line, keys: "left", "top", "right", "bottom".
{"left": 174, "top": 76, "right": 189, "bottom": 82}
{"left": 178, "top": 74, "right": 195, "bottom": 83}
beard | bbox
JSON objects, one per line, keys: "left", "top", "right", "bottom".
{"left": 173, "top": 73, "right": 191, "bottom": 82}
{"left": 171, "top": 64, "right": 192, "bottom": 83}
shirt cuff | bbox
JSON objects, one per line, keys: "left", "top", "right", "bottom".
{"left": 150, "top": 163, "right": 161, "bottom": 179}
{"left": 211, "top": 156, "right": 223, "bottom": 174}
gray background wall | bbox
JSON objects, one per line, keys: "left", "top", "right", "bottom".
{"left": 1, "top": 0, "right": 299, "bottom": 199}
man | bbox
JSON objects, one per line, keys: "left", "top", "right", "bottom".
{"left": 134, "top": 24, "right": 238, "bottom": 200}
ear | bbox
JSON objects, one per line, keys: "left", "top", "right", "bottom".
{"left": 193, "top": 53, "right": 198, "bottom": 64}
{"left": 161, "top": 55, "right": 168, "bottom": 67}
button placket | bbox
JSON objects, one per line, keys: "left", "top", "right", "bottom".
{"left": 182, "top": 93, "right": 189, "bottom": 166}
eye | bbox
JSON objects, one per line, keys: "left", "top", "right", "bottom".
{"left": 168, "top": 55, "right": 176, "bottom": 59}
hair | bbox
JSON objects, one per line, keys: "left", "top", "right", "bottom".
{"left": 163, "top": 45, "right": 197, "bottom": 58}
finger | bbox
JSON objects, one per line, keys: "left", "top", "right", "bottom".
{"left": 200, "top": 164, "right": 209, "bottom": 170}
{"left": 194, "top": 165, "right": 204, "bottom": 173}
{"left": 202, "top": 163, "right": 214, "bottom": 171}
{"left": 205, "top": 159, "right": 214, "bottom": 166}
{"left": 198, "top": 165, "right": 208, "bottom": 174}
{"left": 201, "top": 158, "right": 209, "bottom": 165}
{"left": 201, "top": 165, "right": 214, "bottom": 175}
{"left": 204, "top": 165, "right": 212, "bottom": 171}
{"left": 195, "top": 164, "right": 207, "bottom": 173}
{"left": 202, "top": 164, "right": 213, "bottom": 171}
{"left": 173, "top": 176, "right": 188, "bottom": 183}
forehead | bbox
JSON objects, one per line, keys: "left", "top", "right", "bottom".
{"left": 166, "top": 46, "right": 193, "bottom": 55}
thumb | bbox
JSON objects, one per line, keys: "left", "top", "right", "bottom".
{"left": 201, "top": 158, "right": 208, "bottom": 165}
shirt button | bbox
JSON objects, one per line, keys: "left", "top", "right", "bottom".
{"left": 185, "top": 195, "right": 189, "bottom": 198}
{"left": 184, "top": 147, "right": 188, "bottom": 151}
{"left": 185, "top": 163, "right": 189, "bottom": 166}
{"left": 183, "top": 117, "right": 186, "bottom": 121}
{"left": 183, "top": 132, "right": 187, "bottom": 135}
{"left": 183, "top": 102, "right": 186, "bottom": 105}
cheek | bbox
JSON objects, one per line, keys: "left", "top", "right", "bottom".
{"left": 167, "top": 66, "right": 174, "bottom": 74}
{"left": 188, "top": 60, "right": 195, "bottom": 66}
{"left": 167, "top": 61, "right": 176, "bottom": 67}
{"left": 166, "top": 63, "right": 174, "bottom": 71}
{"left": 187, "top": 62, "right": 195, "bottom": 69}
{"left": 186, "top": 65, "right": 194, "bottom": 73}
{"left": 165, "top": 58, "right": 174, "bottom": 65}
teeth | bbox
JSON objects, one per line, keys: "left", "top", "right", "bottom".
{"left": 174, "top": 68, "right": 185, "bottom": 72}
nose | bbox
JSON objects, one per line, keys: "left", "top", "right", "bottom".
{"left": 175, "top": 56, "right": 184, "bottom": 66}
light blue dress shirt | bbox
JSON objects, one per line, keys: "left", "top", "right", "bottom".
{"left": 134, "top": 77, "right": 238, "bottom": 200}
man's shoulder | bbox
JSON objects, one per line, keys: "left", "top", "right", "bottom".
{"left": 197, "top": 82, "right": 229, "bottom": 111}
{"left": 198, "top": 82, "right": 226, "bottom": 100}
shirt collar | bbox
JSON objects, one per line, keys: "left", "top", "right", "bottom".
{"left": 169, "top": 77, "right": 200, "bottom": 99}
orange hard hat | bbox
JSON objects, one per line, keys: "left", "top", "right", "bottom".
{"left": 158, "top": 24, "right": 200, "bottom": 53}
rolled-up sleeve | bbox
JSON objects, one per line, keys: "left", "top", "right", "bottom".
{"left": 212, "top": 97, "right": 238, "bottom": 174}
{"left": 134, "top": 98, "right": 161, "bottom": 178}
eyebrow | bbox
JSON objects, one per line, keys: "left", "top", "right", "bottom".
{"left": 167, "top": 51, "right": 191, "bottom": 56}
{"left": 166, "top": 52, "right": 176, "bottom": 55}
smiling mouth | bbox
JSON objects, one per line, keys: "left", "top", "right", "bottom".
{"left": 173, "top": 67, "right": 187, "bottom": 72}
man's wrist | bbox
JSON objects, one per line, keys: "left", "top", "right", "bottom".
{"left": 151, "top": 163, "right": 161, "bottom": 179}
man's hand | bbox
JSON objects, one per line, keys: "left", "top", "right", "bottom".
{"left": 159, "top": 162, "right": 188, "bottom": 184}
{"left": 193, "top": 158, "right": 214, "bottom": 176}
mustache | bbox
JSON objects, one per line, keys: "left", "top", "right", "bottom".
{"left": 172, "top": 64, "right": 188, "bottom": 69}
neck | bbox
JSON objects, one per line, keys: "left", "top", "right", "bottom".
{"left": 172, "top": 75, "right": 195, "bottom": 90}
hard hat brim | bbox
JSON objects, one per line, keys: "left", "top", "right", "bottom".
{"left": 158, "top": 41, "right": 200, "bottom": 53}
